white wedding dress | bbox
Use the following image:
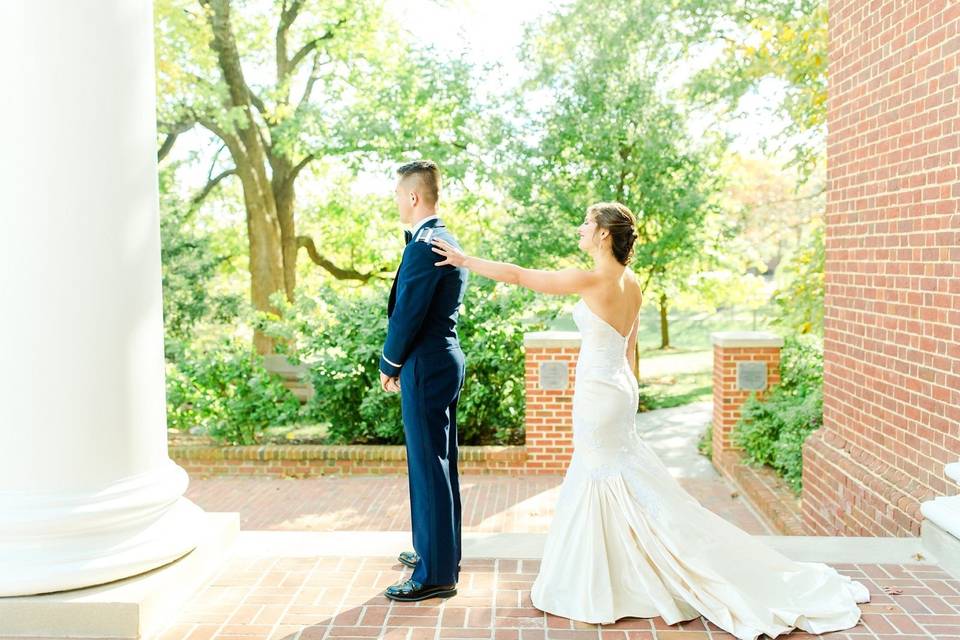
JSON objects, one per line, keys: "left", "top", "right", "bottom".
{"left": 530, "top": 300, "right": 870, "bottom": 640}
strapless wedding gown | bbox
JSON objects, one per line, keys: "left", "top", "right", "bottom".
{"left": 529, "top": 300, "right": 869, "bottom": 640}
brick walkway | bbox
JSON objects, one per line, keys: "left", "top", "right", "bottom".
{"left": 165, "top": 404, "right": 958, "bottom": 639}
{"left": 156, "top": 555, "right": 960, "bottom": 640}
{"left": 183, "top": 475, "right": 768, "bottom": 535}
{"left": 183, "top": 403, "right": 770, "bottom": 537}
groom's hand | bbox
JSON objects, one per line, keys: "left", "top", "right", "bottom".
{"left": 380, "top": 371, "right": 400, "bottom": 393}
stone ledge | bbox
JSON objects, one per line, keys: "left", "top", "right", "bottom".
{"left": 710, "top": 331, "right": 784, "bottom": 348}
{"left": 921, "top": 494, "right": 960, "bottom": 540}
{"left": 921, "top": 518, "right": 960, "bottom": 579}
{"left": 523, "top": 331, "right": 582, "bottom": 348}
{"left": 713, "top": 449, "right": 807, "bottom": 536}
{"left": 946, "top": 461, "right": 960, "bottom": 485}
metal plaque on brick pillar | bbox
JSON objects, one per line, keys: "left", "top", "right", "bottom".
{"left": 737, "top": 362, "right": 768, "bottom": 390}
{"left": 539, "top": 361, "right": 569, "bottom": 390}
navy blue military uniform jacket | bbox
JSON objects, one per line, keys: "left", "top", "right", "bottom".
{"left": 379, "top": 218, "right": 468, "bottom": 377}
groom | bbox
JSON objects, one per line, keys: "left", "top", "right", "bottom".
{"left": 379, "top": 160, "right": 468, "bottom": 602}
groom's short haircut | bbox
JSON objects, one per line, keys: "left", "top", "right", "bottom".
{"left": 397, "top": 160, "right": 441, "bottom": 206}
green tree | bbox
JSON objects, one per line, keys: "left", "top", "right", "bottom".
{"left": 505, "top": 0, "right": 725, "bottom": 348}
{"left": 771, "top": 217, "right": 824, "bottom": 335}
{"left": 685, "top": 0, "right": 828, "bottom": 177}
{"left": 155, "top": 0, "right": 479, "bottom": 352}
{"left": 159, "top": 164, "right": 243, "bottom": 359}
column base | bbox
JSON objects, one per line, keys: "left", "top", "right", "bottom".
{"left": 0, "top": 511, "right": 238, "bottom": 639}
{"left": 0, "top": 461, "right": 205, "bottom": 597}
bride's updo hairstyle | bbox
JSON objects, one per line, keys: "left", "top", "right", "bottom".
{"left": 587, "top": 202, "right": 638, "bottom": 266}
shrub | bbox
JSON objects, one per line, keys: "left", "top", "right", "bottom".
{"left": 697, "top": 425, "right": 713, "bottom": 460}
{"left": 165, "top": 341, "right": 301, "bottom": 445}
{"left": 733, "top": 335, "right": 823, "bottom": 492}
{"left": 272, "top": 282, "right": 558, "bottom": 446}
{"left": 158, "top": 165, "right": 243, "bottom": 360}
{"left": 772, "top": 220, "right": 824, "bottom": 336}
{"left": 456, "top": 282, "right": 556, "bottom": 444}
{"left": 297, "top": 288, "right": 404, "bottom": 444}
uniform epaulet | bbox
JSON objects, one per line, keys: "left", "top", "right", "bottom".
{"left": 415, "top": 227, "right": 436, "bottom": 244}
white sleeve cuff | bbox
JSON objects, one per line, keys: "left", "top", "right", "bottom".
{"left": 382, "top": 353, "right": 402, "bottom": 368}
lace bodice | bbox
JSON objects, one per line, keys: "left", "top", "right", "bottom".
{"left": 569, "top": 299, "right": 639, "bottom": 458}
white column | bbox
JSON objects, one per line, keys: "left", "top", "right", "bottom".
{"left": 0, "top": 1, "right": 203, "bottom": 596}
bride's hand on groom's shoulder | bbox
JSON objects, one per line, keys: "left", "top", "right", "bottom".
{"left": 431, "top": 238, "right": 467, "bottom": 268}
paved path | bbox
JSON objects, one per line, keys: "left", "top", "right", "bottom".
{"left": 184, "top": 402, "right": 769, "bottom": 535}
{"left": 160, "top": 403, "right": 960, "bottom": 639}
{"left": 157, "top": 554, "right": 960, "bottom": 640}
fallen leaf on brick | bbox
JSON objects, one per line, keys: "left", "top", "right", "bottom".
{"left": 882, "top": 586, "right": 903, "bottom": 595}
{"left": 911, "top": 552, "right": 925, "bottom": 561}
{"left": 730, "top": 491, "right": 739, "bottom": 498}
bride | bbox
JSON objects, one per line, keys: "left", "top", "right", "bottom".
{"left": 430, "top": 202, "right": 869, "bottom": 640}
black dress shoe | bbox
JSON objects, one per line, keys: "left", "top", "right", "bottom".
{"left": 384, "top": 578, "right": 456, "bottom": 602}
{"left": 397, "top": 550, "right": 419, "bottom": 568}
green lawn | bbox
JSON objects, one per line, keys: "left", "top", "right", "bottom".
{"left": 260, "top": 422, "right": 329, "bottom": 444}
{"left": 636, "top": 304, "right": 775, "bottom": 410}
{"left": 638, "top": 355, "right": 713, "bottom": 411}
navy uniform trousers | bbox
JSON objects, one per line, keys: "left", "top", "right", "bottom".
{"left": 380, "top": 218, "right": 468, "bottom": 586}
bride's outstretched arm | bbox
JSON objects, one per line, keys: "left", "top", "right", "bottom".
{"left": 431, "top": 238, "right": 597, "bottom": 296}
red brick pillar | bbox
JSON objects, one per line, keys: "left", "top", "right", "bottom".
{"left": 523, "top": 331, "right": 580, "bottom": 473}
{"left": 806, "top": 0, "right": 960, "bottom": 537}
{"left": 711, "top": 332, "right": 783, "bottom": 474}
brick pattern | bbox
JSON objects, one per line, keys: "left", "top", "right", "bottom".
{"left": 182, "top": 475, "right": 769, "bottom": 535}
{"left": 523, "top": 346, "right": 579, "bottom": 473}
{"left": 155, "top": 555, "right": 960, "bottom": 640}
{"left": 716, "top": 450, "right": 808, "bottom": 536}
{"left": 170, "top": 444, "right": 528, "bottom": 478}
{"left": 711, "top": 346, "right": 781, "bottom": 470}
{"left": 805, "top": 0, "right": 960, "bottom": 537}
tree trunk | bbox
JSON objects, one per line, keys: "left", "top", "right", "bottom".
{"left": 272, "top": 162, "right": 298, "bottom": 302}
{"left": 199, "top": 0, "right": 381, "bottom": 354}
{"left": 204, "top": 0, "right": 286, "bottom": 354}
{"left": 233, "top": 157, "right": 284, "bottom": 355}
{"left": 659, "top": 293, "right": 670, "bottom": 350}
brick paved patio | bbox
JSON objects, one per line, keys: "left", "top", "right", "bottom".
{"left": 155, "top": 555, "right": 960, "bottom": 640}
{"left": 183, "top": 474, "right": 769, "bottom": 535}
{"left": 182, "top": 403, "right": 771, "bottom": 537}
{"left": 165, "top": 403, "right": 957, "bottom": 639}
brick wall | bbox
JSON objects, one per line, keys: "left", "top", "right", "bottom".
{"left": 803, "top": 0, "right": 960, "bottom": 536}
{"left": 710, "top": 333, "right": 783, "bottom": 470}
{"left": 169, "top": 444, "right": 527, "bottom": 477}
{"left": 523, "top": 332, "right": 580, "bottom": 473}
{"left": 708, "top": 333, "right": 805, "bottom": 534}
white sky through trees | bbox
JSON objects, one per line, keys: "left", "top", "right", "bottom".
{"left": 168, "top": 0, "right": 799, "bottom": 201}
